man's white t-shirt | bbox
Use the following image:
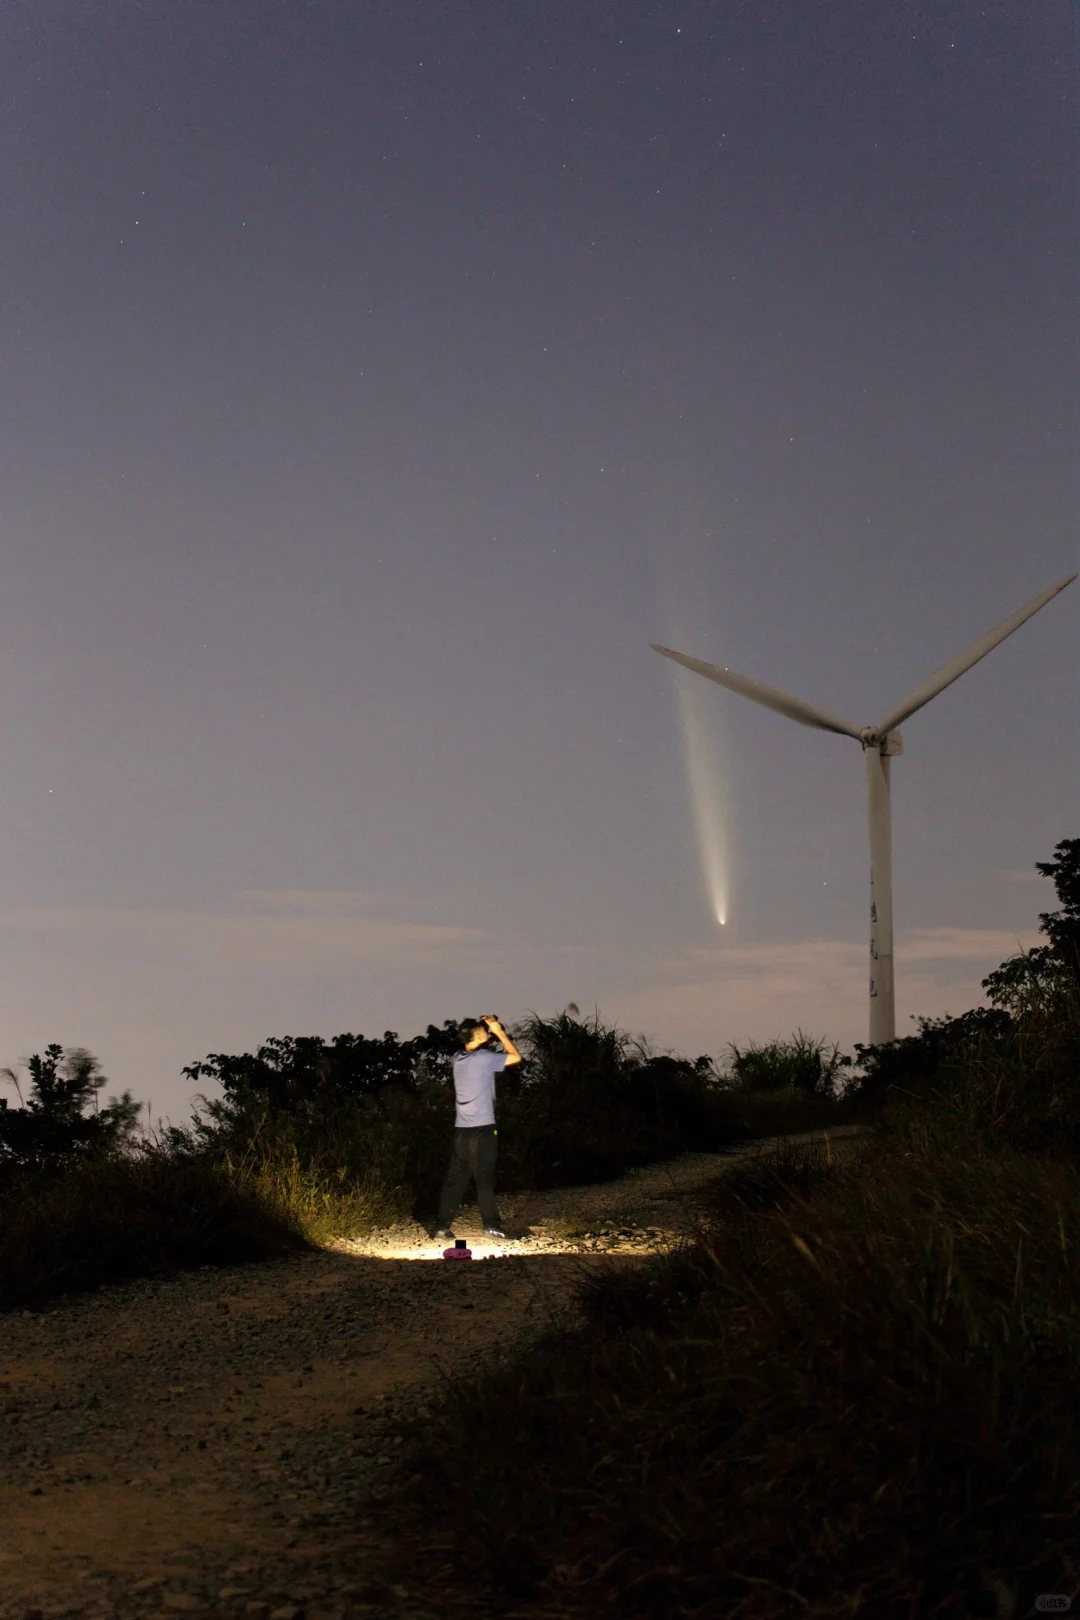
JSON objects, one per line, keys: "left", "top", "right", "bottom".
{"left": 452, "top": 1049, "right": 507, "bottom": 1128}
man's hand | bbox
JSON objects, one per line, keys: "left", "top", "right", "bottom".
{"left": 481, "top": 1014, "right": 522, "bottom": 1065}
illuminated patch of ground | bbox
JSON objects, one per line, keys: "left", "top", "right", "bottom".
{"left": 327, "top": 1147, "right": 746, "bottom": 1262}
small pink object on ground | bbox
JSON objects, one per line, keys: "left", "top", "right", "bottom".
{"left": 443, "top": 1239, "right": 473, "bottom": 1259}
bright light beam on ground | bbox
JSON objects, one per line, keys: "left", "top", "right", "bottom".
{"left": 327, "top": 1227, "right": 675, "bottom": 1262}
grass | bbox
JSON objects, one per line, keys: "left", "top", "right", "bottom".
{"left": 927, "top": 983, "right": 1080, "bottom": 1156}
{"left": 389, "top": 1126, "right": 1080, "bottom": 1618}
{"left": 726, "top": 1029, "right": 849, "bottom": 1096}
{"left": 218, "top": 1140, "right": 404, "bottom": 1243}
{"left": 0, "top": 1150, "right": 309, "bottom": 1309}
{"left": 0, "top": 1136, "right": 415, "bottom": 1309}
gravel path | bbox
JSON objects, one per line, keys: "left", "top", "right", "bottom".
{"left": 0, "top": 1131, "right": 860, "bottom": 1619}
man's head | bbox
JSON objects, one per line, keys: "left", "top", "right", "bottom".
{"left": 458, "top": 1019, "right": 490, "bottom": 1052}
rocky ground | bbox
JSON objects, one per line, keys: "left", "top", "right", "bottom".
{"left": 0, "top": 1130, "right": 861, "bottom": 1620}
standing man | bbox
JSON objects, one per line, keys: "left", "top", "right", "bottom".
{"left": 433, "top": 1014, "right": 522, "bottom": 1242}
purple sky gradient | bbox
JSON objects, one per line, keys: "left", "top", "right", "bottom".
{"left": 1, "top": 2, "right": 1076, "bottom": 1122}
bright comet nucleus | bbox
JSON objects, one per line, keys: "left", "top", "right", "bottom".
{"left": 674, "top": 670, "right": 731, "bottom": 929}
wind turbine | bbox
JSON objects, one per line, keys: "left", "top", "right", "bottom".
{"left": 653, "top": 574, "right": 1076, "bottom": 1045}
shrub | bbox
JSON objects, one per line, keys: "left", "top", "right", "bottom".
{"left": 983, "top": 837, "right": 1080, "bottom": 999}
{"left": 0, "top": 1045, "right": 140, "bottom": 1185}
{"left": 175, "top": 1024, "right": 466, "bottom": 1224}
{"left": 493, "top": 1009, "right": 729, "bottom": 1189}
{"left": 853, "top": 1006, "right": 1014, "bottom": 1108}
{"left": 926, "top": 982, "right": 1080, "bottom": 1157}
{"left": 725, "top": 1030, "right": 850, "bottom": 1097}
{"left": 0, "top": 1150, "right": 306, "bottom": 1308}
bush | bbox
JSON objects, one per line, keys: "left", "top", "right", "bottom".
{"left": 713, "top": 1083, "right": 855, "bottom": 1142}
{"left": 176, "top": 1024, "right": 465, "bottom": 1225}
{"left": 725, "top": 1030, "right": 850, "bottom": 1097}
{"left": 924, "top": 983, "right": 1080, "bottom": 1157}
{"left": 492, "top": 1010, "right": 731, "bottom": 1189}
{"left": 0, "top": 1042, "right": 311, "bottom": 1309}
{"left": 0, "top": 1045, "right": 140, "bottom": 1186}
{"left": 853, "top": 1006, "right": 1014, "bottom": 1108}
{"left": 215, "top": 1137, "right": 404, "bottom": 1243}
{"left": 0, "top": 1150, "right": 306, "bottom": 1308}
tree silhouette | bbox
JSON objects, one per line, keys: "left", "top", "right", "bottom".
{"left": 0, "top": 1045, "right": 140, "bottom": 1176}
{"left": 983, "top": 837, "right": 1080, "bottom": 1009}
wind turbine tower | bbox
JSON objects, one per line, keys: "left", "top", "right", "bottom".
{"left": 654, "top": 575, "right": 1075, "bottom": 1045}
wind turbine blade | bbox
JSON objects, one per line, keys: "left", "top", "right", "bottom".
{"left": 877, "top": 574, "right": 1076, "bottom": 734}
{"left": 651, "top": 645, "right": 864, "bottom": 740}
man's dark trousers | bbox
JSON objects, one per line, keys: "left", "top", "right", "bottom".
{"left": 438, "top": 1124, "right": 500, "bottom": 1229}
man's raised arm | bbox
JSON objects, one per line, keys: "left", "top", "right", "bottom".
{"left": 481, "top": 1015, "right": 522, "bottom": 1066}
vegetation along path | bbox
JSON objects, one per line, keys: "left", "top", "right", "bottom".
{"left": 1, "top": 1129, "right": 860, "bottom": 1620}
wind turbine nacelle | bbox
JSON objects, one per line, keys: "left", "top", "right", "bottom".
{"left": 859, "top": 728, "right": 904, "bottom": 755}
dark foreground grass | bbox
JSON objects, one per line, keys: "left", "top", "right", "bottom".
{"left": 392, "top": 1131, "right": 1080, "bottom": 1619}
{"left": 0, "top": 1152, "right": 308, "bottom": 1309}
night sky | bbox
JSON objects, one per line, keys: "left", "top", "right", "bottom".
{"left": 1, "top": 2, "right": 1076, "bottom": 1122}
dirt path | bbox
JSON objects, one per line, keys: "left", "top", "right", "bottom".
{"left": 0, "top": 1130, "right": 860, "bottom": 1620}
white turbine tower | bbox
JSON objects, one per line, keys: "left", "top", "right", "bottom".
{"left": 653, "top": 574, "right": 1076, "bottom": 1045}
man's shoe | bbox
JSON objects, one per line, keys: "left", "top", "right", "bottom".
{"left": 482, "top": 1227, "right": 509, "bottom": 1239}
{"left": 432, "top": 1226, "right": 454, "bottom": 1242}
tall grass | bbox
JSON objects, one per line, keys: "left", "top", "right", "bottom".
{"left": 218, "top": 1140, "right": 402, "bottom": 1243}
{"left": 930, "top": 982, "right": 1080, "bottom": 1155}
{"left": 395, "top": 1130, "right": 1080, "bottom": 1617}
{"left": 0, "top": 1150, "right": 307, "bottom": 1308}
{"left": 726, "top": 1028, "right": 849, "bottom": 1096}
